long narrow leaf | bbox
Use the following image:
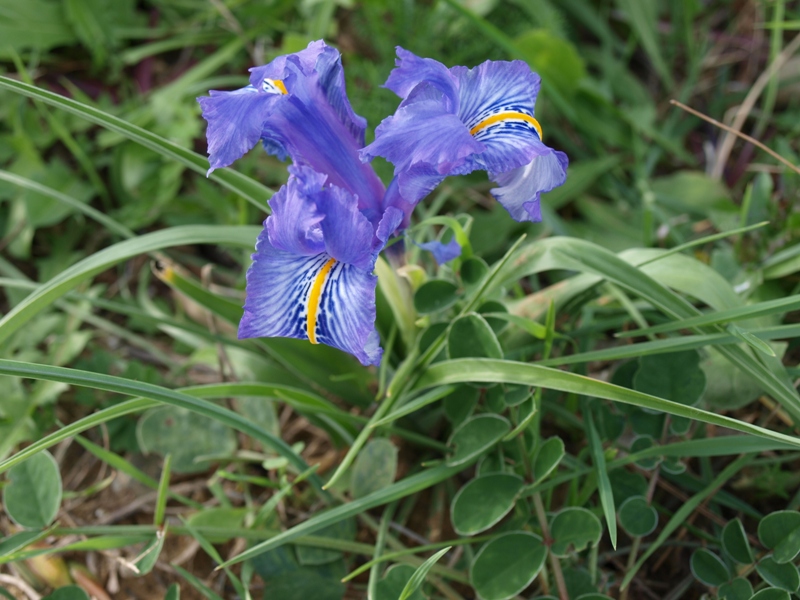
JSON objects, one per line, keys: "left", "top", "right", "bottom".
{"left": 618, "top": 295, "right": 800, "bottom": 337}
{"left": 217, "top": 462, "right": 471, "bottom": 568}
{"left": 415, "top": 359, "right": 800, "bottom": 449}
{"left": 0, "top": 225, "right": 259, "bottom": 345}
{"left": 0, "top": 76, "right": 272, "bottom": 209}
{"left": 586, "top": 409, "right": 616, "bottom": 549}
{"left": 504, "top": 238, "right": 800, "bottom": 421}
{"left": 0, "top": 360, "right": 327, "bottom": 496}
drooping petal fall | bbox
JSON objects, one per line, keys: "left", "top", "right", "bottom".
{"left": 239, "top": 166, "right": 385, "bottom": 366}
{"left": 239, "top": 237, "right": 381, "bottom": 366}
{"left": 362, "top": 47, "right": 568, "bottom": 224}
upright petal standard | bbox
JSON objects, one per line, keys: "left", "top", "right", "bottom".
{"left": 361, "top": 48, "right": 568, "bottom": 223}
{"left": 198, "top": 40, "right": 385, "bottom": 222}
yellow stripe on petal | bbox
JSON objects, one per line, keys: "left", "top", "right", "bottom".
{"left": 263, "top": 78, "right": 288, "bottom": 95}
{"left": 470, "top": 111, "right": 543, "bottom": 141}
{"left": 307, "top": 258, "right": 337, "bottom": 344}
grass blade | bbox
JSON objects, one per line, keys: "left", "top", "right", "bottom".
{"left": 0, "top": 360, "right": 327, "bottom": 496}
{"left": 0, "top": 75, "right": 272, "bottom": 209}
{"left": 0, "top": 225, "right": 259, "bottom": 346}
{"left": 618, "top": 295, "right": 800, "bottom": 337}
{"left": 586, "top": 409, "right": 617, "bottom": 550}
{"left": 217, "top": 462, "right": 472, "bottom": 568}
{"left": 414, "top": 358, "right": 800, "bottom": 450}
{"left": 399, "top": 546, "right": 451, "bottom": 600}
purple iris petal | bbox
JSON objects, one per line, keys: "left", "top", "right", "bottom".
{"left": 267, "top": 80, "right": 385, "bottom": 222}
{"left": 239, "top": 234, "right": 381, "bottom": 366}
{"left": 374, "top": 206, "right": 404, "bottom": 247}
{"left": 316, "top": 180, "right": 375, "bottom": 271}
{"left": 199, "top": 41, "right": 384, "bottom": 218}
{"left": 197, "top": 88, "right": 280, "bottom": 176}
{"left": 362, "top": 86, "right": 481, "bottom": 176}
{"left": 240, "top": 165, "right": 388, "bottom": 366}
{"left": 265, "top": 166, "right": 326, "bottom": 256}
{"left": 384, "top": 47, "right": 459, "bottom": 109}
{"left": 362, "top": 48, "right": 568, "bottom": 223}
{"left": 416, "top": 238, "right": 462, "bottom": 264}
{"left": 491, "top": 148, "right": 569, "bottom": 222}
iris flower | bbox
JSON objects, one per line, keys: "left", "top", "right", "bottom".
{"left": 361, "top": 48, "right": 569, "bottom": 223}
{"left": 198, "top": 41, "right": 568, "bottom": 366}
{"left": 198, "top": 41, "right": 401, "bottom": 366}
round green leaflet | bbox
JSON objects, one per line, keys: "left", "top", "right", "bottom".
{"left": 350, "top": 439, "right": 398, "bottom": 499}
{"left": 450, "top": 473, "right": 524, "bottom": 536}
{"left": 3, "top": 450, "right": 62, "bottom": 529}
{"left": 633, "top": 350, "right": 706, "bottom": 406}
{"left": 759, "top": 511, "right": 800, "bottom": 564}
{"left": 630, "top": 435, "right": 660, "bottom": 470}
{"left": 722, "top": 518, "right": 754, "bottom": 564}
{"left": 414, "top": 279, "right": 459, "bottom": 314}
{"left": 617, "top": 496, "right": 658, "bottom": 537}
{"left": 690, "top": 548, "right": 730, "bottom": 587}
{"left": 375, "top": 565, "right": 424, "bottom": 600}
{"left": 136, "top": 406, "right": 238, "bottom": 473}
{"left": 446, "top": 414, "right": 510, "bottom": 467}
{"left": 470, "top": 532, "right": 546, "bottom": 600}
{"left": 532, "top": 436, "right": 564, "bottom": 482}
{"left": 756, "top": 556, "right": 800, "bottom": 592}
{"left": 549, "top": 507, "right": 602, "bottom": 557}
{"left": 42, "top": 587, "right": 90, "bottom": 600}
{"left": 447, "top": 313, "right": 503, "bottom": 360}
{"left": 717, "top": 578, "right": 753, "bottom": 600}
{"left": 460, "top": 256, "right": 489, "bottom": 287}
{"left": 749, "top": 588, "right": 791, "bottom": 600}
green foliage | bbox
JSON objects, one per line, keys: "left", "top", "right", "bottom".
{"left": 470, "top": 532, "right": 547, "bottom": 600}
{"left": 350, "top": 438, "right": 398, "bottom": 498}
{"left": 451, "top": 473, "right": 524, "bottom": 535}
{"left": 617, "top": 496, "right": 657, "bottom": 538}
{"left": 549, "top": 507, "right": 602, "bottom": 557}
{"left": 2, "top": 0, "right": 800, "bottom": 598}
{"left": 2, "top": 451, "right": 62, "bottom": 528}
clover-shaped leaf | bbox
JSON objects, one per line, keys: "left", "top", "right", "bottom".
{"left": 414, "top": 279, "right": 458, "bottom": 314}
{"left": 3, "top": 450, "right": 62, "bottom": 529}
{"left": 618, "top": 496, "right": 657, "bottom": 537}
{"left": 756, "top": 556, "right": 800, "bottom": 592}
{"left": 451, "top": 473, "right": 524, "bottom": 536}
{"left": 447, "top": 313, "right": 502, "bottom": 359}
{"left": 447, "top": 414, "right": 510, "bottom": 466}
{"left": 690, "top": 548, "right": 730, "bottom": 587}
{"left": 470, "top": 532, "right": 546, "bottom": 600}
{"left": 749, "top": 588, "right": 791, "bottom": 600}
{"left": 722, "top": 518, "right": 753, "bottom": 564}
{"left": 633, "top": 350, "right": 706, "bottom": 406}
{"left": 351, "top": 439, "right": 397, "bottom": 499}
{"left": 549, "top": 507, "right": 602, "bottom": 557}
{"left": 759, "top": 511, "right": 800, "bottom": 564}
{"left": 717, "top": 577, "right": 753, "bottom": 600}
{"left": 533, "top": 436, "right": 564, "bottom": 482}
